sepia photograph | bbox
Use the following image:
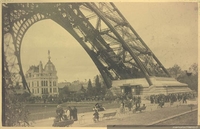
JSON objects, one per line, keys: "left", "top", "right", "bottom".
{"left": 2, "top": 0, "right": 199, "bottom": 128}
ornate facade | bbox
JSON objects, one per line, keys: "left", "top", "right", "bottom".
{"left": 25, "top": 51, "right": 58, "bottom": 97}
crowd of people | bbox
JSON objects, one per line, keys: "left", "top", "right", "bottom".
{"left": 119, "top": 95, "right": 146, "bottom": 113}
{"left": 53, "top": 91, "right": 196, "bottom": 125}
{"left": 118, "top": 92, "right": 196, "bottom": 113}
{"left": 149, "top": 92, "right": 196, "bottom": 106}
{"left": 55, "top": 105, "right": 78, "bottom": 123}
{"left": 55, "top": 103, "right": 101, "bottom": 124}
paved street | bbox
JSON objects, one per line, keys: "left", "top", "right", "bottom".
{"left": 32, "top": 99, "right": 197, "bottom": 127}
{"left": 155, "top": 110, "right": 197, "bottom": 125}
{"left": 83, "top": 105, "right": 197, "bottom": 127}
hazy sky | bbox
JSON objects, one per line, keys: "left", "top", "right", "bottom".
{"left": 21, "top": 2, "right": 198, "bottom": 83}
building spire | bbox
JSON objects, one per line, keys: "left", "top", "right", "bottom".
{"left": 48, "top": 50, "right": 51, "bottom": 61}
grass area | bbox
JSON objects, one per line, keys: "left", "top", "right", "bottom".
{"left": 26, "top": 100, "right": 198, "bottom": 122}
{"left": 26, "top": 101, "right": 120, "bottom": 121}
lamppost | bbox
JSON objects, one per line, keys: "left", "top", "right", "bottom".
{"left": 43, "top": 105, "right": 47, "bottom": 119}
{"left": 185, "top": 68, "right": 192, "bottom": 91}
{"left": 165, "top": 85, "right": 168, "bottom": 95}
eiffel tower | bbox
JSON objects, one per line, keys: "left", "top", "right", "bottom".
{"left": 2, "top": 3, "right": 190, "bottom": 95}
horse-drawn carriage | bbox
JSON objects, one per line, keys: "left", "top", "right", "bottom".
{"left": 93, "top": 103, "right": 105, "bottom": 112}
{"left": 132, "top": 104, "right": 146, "bottom": 113}
{"left": 53, "top": 105, "right": 74, "bottom": 127}
{"left": 52, "top": 117, "right": 74, "bottom": 127}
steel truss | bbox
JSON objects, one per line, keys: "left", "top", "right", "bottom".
{"left": 2, "top": 3, "right": 171, "bottom": 91}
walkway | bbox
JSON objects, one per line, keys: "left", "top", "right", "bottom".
{"left": 32, "top": 99, "right": 198, "bottom": 127}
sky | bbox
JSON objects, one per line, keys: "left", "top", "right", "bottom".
{"left": 21, "top": 2, "right": 198, "bottom": 83}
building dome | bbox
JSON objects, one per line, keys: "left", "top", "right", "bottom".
{"left": 44, "top": 60, "right": 56, "bottom": 72}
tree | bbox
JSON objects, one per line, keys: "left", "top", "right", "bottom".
{"left": 105, "top": 89, "right": 115, "bottom": 102}
{"left": 95, "top": 75, "right": 101, "bottom": 95}
{"left": 4, "top": 88, "right": 31, "bottom": 126}
{"left": 87, "top": 79, "right": 93, "bottom": 97}
{"left": 80, "top": 85, "right": 86, "bottom": 93}
{"left": 177, "top": 63, "right": 198, "bottom": 92}
{"left": 58, "top": 86, "right": 70, "bottom": 99}
{"left": 98, "top": 75, "right": 107, "bottom": 95}
{"left": 101, "top": 84, "right": 107, "bottom": 96}
{"left": 189, "top": 63, "right": 198, "bottom": 75}
{"left": 19, "top": 91, "right": 31, "bottom": 102}
{"left": 80, "top": 85, "right": 87, "bottom": 98}
{"left": 167, "top": 64, "right": 182, "bottom": 79}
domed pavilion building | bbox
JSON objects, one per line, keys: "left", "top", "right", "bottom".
{"left": 25, "top": 51, "right": 58, "bottom": 97}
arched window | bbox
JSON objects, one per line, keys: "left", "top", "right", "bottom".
{"left": 53, "top": 88, "right": 57, "bottom": 93}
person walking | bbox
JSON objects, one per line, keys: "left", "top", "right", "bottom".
{"left": 56, "top": 105, "right": 64, "bottom": 121}
{"left": 183, "top": 94, "right": 187, "bottom": 103}
{"left": 128, "top": 99, "right": 132, "bottom": 111}
{"left": 93, "top": 110, "right": 99, "bottom": 122}
{"left": 69, "top": 106, "right": 73, "bottom": 120}
{"left": 72, "top": 106, "right": 78, "bottom": 121}
{"left": 119, "top": 101, "right": 125, "bottom": 114}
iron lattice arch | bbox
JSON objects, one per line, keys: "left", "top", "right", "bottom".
{"left": 2, "top": 2, "right": 171, "bottom": 91}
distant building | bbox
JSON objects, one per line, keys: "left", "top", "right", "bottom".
{"left": 58, "top": 80, "right": 90, "bottom": 94}
{"left": 25, "top": 51, "right": 58, "bottom": 97}
{"left": 58, "top": 80, "right": 88, "bottom": 89}
{"left": 58, "top": 82, "right": 71, "bottom": 89}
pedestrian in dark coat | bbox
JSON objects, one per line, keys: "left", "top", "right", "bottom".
{"left": 72, "top": 106, "right": 78, "bottom": 121}
{"left": 183, "top": 94, "right": 187, "bottom": 103}
{"left": 56, "top": 105, "right": 64, "bottom": 121}
{"left": 69, "top": 106, "right": 73, "bottom": 120}
{"left": 93, "top": 110, "right": 99, "bottom": 122}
